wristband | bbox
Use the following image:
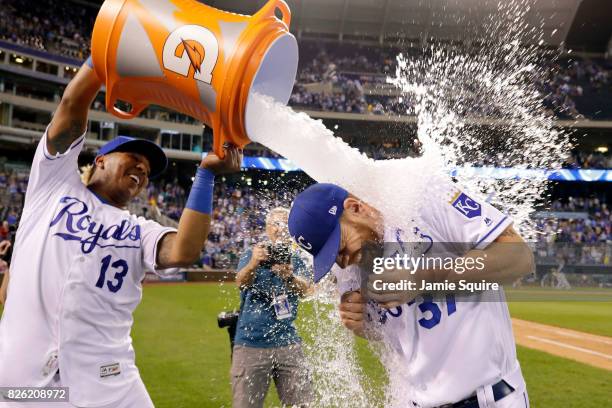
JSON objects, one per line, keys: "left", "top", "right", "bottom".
{"left": 84, "top": 56, "right": 94, "bottom": 69}
{"left": 186, "top": 167, "right": 215, "bottom": 214}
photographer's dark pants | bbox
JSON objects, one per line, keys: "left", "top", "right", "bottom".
{"left": 231, "top": 344, "right": 312, "bottom": 408}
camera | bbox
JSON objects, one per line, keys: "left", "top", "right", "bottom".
{"left": 218, "top": 310, "right": 240, "bottom": 358}
{"left": 217, "top": 310, "right": 239, "bottom": 328}
{"left": 259, "top": 242, "right": 291, "bottom": 269}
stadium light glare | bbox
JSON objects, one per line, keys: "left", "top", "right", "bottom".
{"left": 15, "top": 57, "right": 23, "bottom": 64}
{"left": 595, "top": 146, "right": 608, "bottom": 153}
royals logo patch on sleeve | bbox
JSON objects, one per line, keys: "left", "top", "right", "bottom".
{"left": 451, "top": 192, "right": 482, "bottom": 219}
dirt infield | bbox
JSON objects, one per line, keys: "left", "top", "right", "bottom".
{"left": 512, "top": 318, "right": 612, "bottom": 371}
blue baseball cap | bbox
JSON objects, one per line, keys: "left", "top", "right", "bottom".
{"left": 96, "top": 136, "right": 167, "bottom": 179}
{"left": 289, "top": 183, "right": 349, "bottom": 282}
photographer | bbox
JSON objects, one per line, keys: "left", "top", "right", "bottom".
{"left": 231, "top": 207, "right": 313, "bottom": 408}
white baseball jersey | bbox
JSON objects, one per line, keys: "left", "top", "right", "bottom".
{"left": 0, "top": 131, "right": 175, "bottom": 406}
{"left": 335, "top": 180, "right": 522, "bottom": 407}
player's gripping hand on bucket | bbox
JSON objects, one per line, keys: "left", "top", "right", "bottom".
{"left": 200, "top": 143, "right": 243, "bottom": 175}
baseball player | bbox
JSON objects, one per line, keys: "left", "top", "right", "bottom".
{"left": 288, "top": 181, "right": 534, "bottom": 408}
{"left": 0, "top": 60, "right": 241, "bottom": 407}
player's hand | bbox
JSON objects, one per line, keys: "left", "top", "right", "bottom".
{"left": 248, "top": 244, "right": 268, "bottom": 268}
{"left": 339, "top": 291, "right": 366, "bottom": 337}
{"left": 272, "top": 264, "right": 293, "bottom": 279}
{"left": 0, "top": 240, "right": 11, "bottom": 257}
{"left": 200, "top": 144, "right": 243, "bottom": 175}
{"left": 366, "top": 268, "right": 423, "bottom": 309}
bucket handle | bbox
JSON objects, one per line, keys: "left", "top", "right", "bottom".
{"left": 253, "top": 0, "right": 291, "bottom": 28}
{"left": 106, "top": 91, "right": 147, "bottom": 120}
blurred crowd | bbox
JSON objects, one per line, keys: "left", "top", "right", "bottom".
{"left": 537, "top": 59, "right": 610, "bottom": 119}
{"left": 290, "top": 83, "right": 369, "bottom": 114}
{"left": 297, "top": 41, "right": 398, "bottom": 81}
{"left": 538, "top": 215, "right": 610, "bottom": 245}
{"left": 0, "top": 0, "right": 95, "bottom": 59}
{"left": 145, "top": 179, "right": 187, "bottom": 222}
{"left": 290, "top": 84, "right": 412, "bottom": 116}
{"left": 564, "top": 151, "right": 612, "bottom": 169}
{"left": 0, "top": 167, "right": 26, "bottom": 276}
{"left": 0, "top": 168, "right": 26, "bottom": 232}
{"left": 536, "top": 197, "right": 611, "bottom": 266}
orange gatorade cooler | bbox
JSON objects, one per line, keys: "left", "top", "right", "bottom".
{"left": 91, "top": 0, "right": 298, "bottom": 157}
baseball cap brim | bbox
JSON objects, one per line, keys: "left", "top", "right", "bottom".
{"left": 313, "top": 221, "right": 342, "bottom": 283}
{"left": 99, "top": 139, "right": 167, "bottom": 179}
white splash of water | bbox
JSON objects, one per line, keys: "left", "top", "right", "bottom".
{"left": 299, "top": 280, "right": 380, "bottom": 407}
{"left": 389, "top": 0, "right": 571, "bottom": 240}
{"left": 246, "top": 93, "right": 433, "bottom": 239}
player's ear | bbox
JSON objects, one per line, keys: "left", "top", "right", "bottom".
{"left": 344, "top": 197, "right": 370, "bottom": 223}
{"left": 343, "top": 197, "right": 361, "bottom": 215}
{"left": 94, "top": 155, "right": 105, "bottom": 170}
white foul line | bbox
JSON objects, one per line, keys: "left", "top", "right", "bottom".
{"left": 552, "top": 329, "right": 612, "bottom": 345}
{"left": 526, "top": 335, "right": 612, "bottom": 360}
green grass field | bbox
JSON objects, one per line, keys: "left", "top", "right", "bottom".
{"left": 508, "top": 299, "right": 612, "bottom": 337}
{"left": 2, "top": 283, "right": 612, "bottom": 407}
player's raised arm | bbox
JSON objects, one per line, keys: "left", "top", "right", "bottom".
{"left": 47, "top": 60, "right": 102, "bottom": 155}
{"left": 471, "top": 225, "right": 535, "bottom": 281}
{"left": 156, "top": 145, "right": 243, "bottom": 269}
{"left": 428, "top": 225, "right": 534, "bottom": 285}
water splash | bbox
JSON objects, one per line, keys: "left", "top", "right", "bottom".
{"left": 299, "top": 280, "right": 381, "bottom": 407}
{"left": 246, "top": 93, "right": 429, "bottom": 241}
{"left": 389, "top": 0, "right": 571, "bottom": 240}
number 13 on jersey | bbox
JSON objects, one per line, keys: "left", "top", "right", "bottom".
{"left": 95, "top": 255, "right": 129, "bottom": 293}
